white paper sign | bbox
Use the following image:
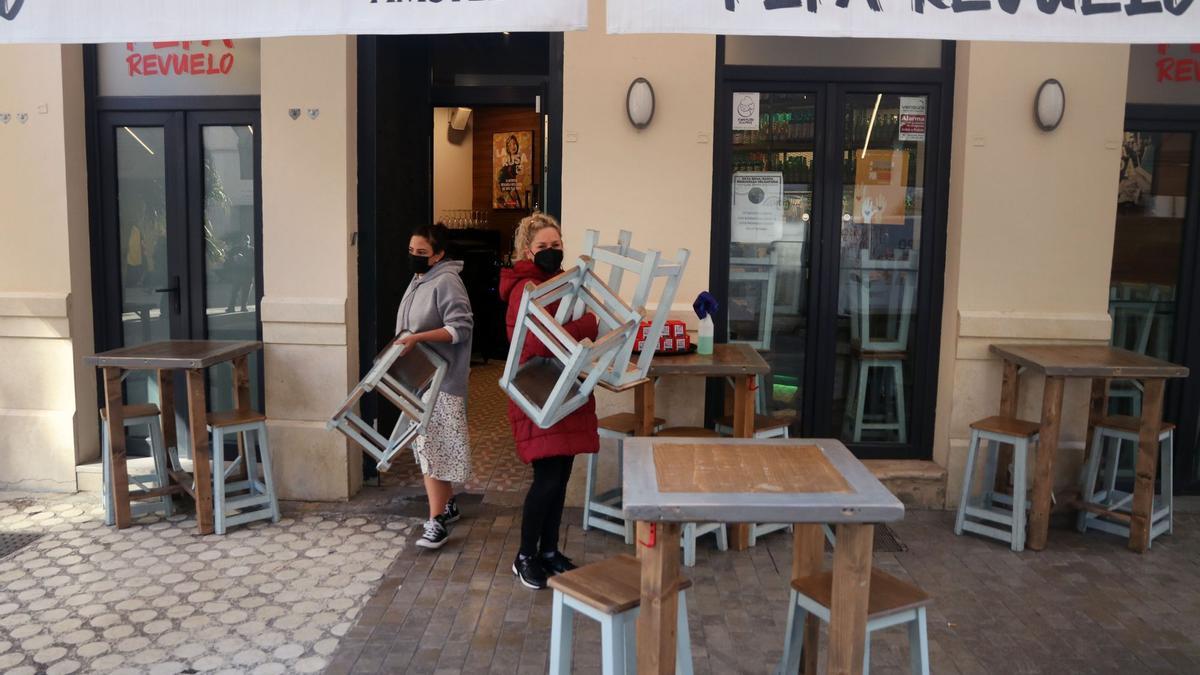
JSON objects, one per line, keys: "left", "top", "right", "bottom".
{"left": 899, "top": 97, "right": 927, "bottom": 143}
{"left": 607, "top": 0, "right": 1197, "bottom": 44}
{"left": 733, "top": 92, "right": 760, "bottom": 131}
{"left": 0, "top": 0, "right": 587, "bottom": 44}
{"left": 732, "top": 172, "right": 784, "bottom": 244}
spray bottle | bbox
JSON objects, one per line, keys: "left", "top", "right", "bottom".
{"left": 693, "top": 292, "right": 719, "bottom": 356}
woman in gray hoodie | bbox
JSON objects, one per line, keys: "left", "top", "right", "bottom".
{"left": 395, "top": 223, "right": 474, "bottom": 550}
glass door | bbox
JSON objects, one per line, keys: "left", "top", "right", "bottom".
{"left": 718, "top": 81, "right": 944, "bottom": 459}
{"left": 97, "top": 110, "right": 263, "bottom": 452}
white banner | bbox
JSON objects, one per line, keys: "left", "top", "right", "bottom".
{"left": 608, "top": 0, "right": 1199, "bottom": 44}
{"left": 0, "top": 0, "right": 587, "bottom": 44}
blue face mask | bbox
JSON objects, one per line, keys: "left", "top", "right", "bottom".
{"left": 533, "top": 248, "right": 563, "bottom": 274}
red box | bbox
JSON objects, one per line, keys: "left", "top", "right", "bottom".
{"left": 636, "top": 320, "right": 690, "bottom": 353}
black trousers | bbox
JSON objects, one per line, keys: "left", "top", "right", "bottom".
{"left": 520, "top": 455, "right": 575, "bottom": 557}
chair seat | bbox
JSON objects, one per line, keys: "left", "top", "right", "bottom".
{"left": 100, "top": 403, "right": 161, "bottom": 422}
{"left": 791, "top": 568, "right": 932, "bottom": 620}
{"left": 969, "top": 416, "right": 1040, "bottom": 438}
{"left": 716, "top": 413, "right": 796, "bottom": 432}
{"left": 512, "top": 359, "right": 583, "bottom": 409}
{"left": 598, "top": 412, "right": 666, "bottom": 435}
{"left": 208, "top": 410, "right": 267, "bottom": 428}
{"left": 548, "top": 554, "right": 692, "bottom": 615}
{"left": 850, "top": 347, "right": 909, "bottom": 361}
{"left": 1095, "top": 415, "right": 1175, "bottom": 435}
{"left": 655, "top": 426, "right": 720, "bottom": 438}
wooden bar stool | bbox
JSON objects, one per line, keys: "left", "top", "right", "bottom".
{"left": 1077, "top": 415, "right": 1174, "bottom": 545}
{"left": 649, "top": 426, "right": 728, "bottom": 566}
{"left": 585, "top": 413, "right": 665, "bottom": 544}
{"left": 100, "top": 404, "right": 174, "bottom": 526}
{"left": 775, "top": 568, "right": 932, "bottom": 675}
{"left": 548, "top": 554, "right": 694, "bottom": 675}
{"left": 209, "top": 410, "right": 280, "bottom": 535}
{"left": 954, "top": 416, "right": 1041, "bottom": 551}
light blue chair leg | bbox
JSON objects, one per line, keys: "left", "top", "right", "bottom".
{"left": 909, "top": 606, "right": 931, "bottom": 675}
{"left": 253, "top": 425, "right": 281, "bottom": 522}
{"left": 101, "top": 420, "right": 114, "bottom": 526}
{"left": 1011, "top": 438, "right": 1028, "bottom": 552}
{"left": 212, "top": 427, "right": 227, "bottom": 535}
{"left": 682, "top": 524, "right": 696, "bottom": 568}
{"left": 715, "top": 525, "right": 728, "bottom": 552}
{"left": 891, "top": 360, "right": 908, "bottom": 444}
{"left": 862, "top": 631, "right": 871, "bottom": 674}
{"left": 148, "top": 418, "right": 173, "bottom": 517}
{"left": 775, "top": 590, "right": 806, "bottom": 675}
{"left": 981, "top": 439, "right": 1000, "bottom": 507}
{"left": 549, "top": 590, "right": 574, "bottom": 675}
{"left": 954, "top": 429, "right": 981, "bottom": 536}
{"left": 1077, "top": 426, "right": 1106, "bottom": 533}
{"left": 1103, "top": 437, "right": 1122, "bottom": 506}
{"left": 583, "top": 451, "right": 598, "bottom": 531}
{"left": 676, "top": 590, "right": 693, "bottom": 675}
{"left": 1164, "top": 431, "right": 1174, "bottom": 535}
{"left": 852, "top": 361, "right": 869, "bottom": 442}
{"left": 601, "top": 611, "right": 624, "bottom": 675}
{"left": 622, "top": 610, "right": 637, "bottom": 675}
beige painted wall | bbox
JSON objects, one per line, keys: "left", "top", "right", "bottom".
{"left": 0, "top": 44, "right": 96, "bottom": 491}
{"left": 432, "top": 107, "right": 474, "bottom": 220}
{"left": 936, "top": 42, "right": 1130, "bottom": 506}
{"left": 260, "top": 36, "right": 362, "bottom": 501}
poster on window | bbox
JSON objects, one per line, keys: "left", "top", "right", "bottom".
{"left": 494, "top": 131, "right": 533, "bottom": 210}
{"left": 732, "top": 172, "right": 784, "bottom": 244}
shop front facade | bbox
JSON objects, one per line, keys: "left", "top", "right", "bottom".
{"left": 1, "top": 1, "right": 1195, "bottom": 507}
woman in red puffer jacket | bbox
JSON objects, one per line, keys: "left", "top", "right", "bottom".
{"left": 499, "top": 213, "right": 598, "bottom": 590}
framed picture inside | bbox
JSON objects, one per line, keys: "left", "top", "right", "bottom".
{"left": 493, "top": 130, "right": 534, "bottom": 210}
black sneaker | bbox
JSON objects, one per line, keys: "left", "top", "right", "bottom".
{"left": 416, "top": 517, "right": 449, "bottom": 550}
{"left": 441, "top": 498, "right": 461, "bottom": 524}
{"left": 539, "top": 551, "right": 577, "bottom": 576}
{"left": 511, "top": 554, "right": 548, "bottom": 590}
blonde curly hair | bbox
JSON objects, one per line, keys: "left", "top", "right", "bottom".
{"left": 513, "top": 212, "right": 562, "bottom": 260}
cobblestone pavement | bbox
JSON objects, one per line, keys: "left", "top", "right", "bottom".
{"left": 0, "top": 494, "right": 419, "bottom": 675}
{"left": 326, "top": 505, "right": 1200, "bottom": 675}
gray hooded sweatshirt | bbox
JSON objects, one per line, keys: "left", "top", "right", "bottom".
{"left": 394, "top": 259, "right": 474, "bottom": 398}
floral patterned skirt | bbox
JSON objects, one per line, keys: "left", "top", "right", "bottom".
{"left": 412, "top": 392, "right": 472, "bottom": 483}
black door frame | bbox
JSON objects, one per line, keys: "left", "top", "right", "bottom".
{"left": 1123, "top": 104, "right": 1200, "bottom": 495}
{"left": 709, "top": 39, "right": 954, "bottom": 460}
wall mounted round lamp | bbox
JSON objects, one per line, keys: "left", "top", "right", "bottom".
{"left": 1034, "top": 79, "right": 1065, "bottom": 132}
{"left": 626, "top": 77, "right": 655, "bottom": 130}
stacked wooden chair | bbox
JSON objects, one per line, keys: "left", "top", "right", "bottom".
{"left": 328, "top": 338, "right": 448, "bottom": 472}
{"left": 499, "top": 257, "right": 641, "bottom": 429}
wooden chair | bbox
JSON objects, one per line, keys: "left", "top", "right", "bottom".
{"left": 210, "top": 409, "right": 280, "bottom": 535}
{"left": 844, "top": 250, "right": 915, "bottom": 443}
{"left": 499, "top": 262, "right": 640, "bottom": 429}
{"left": 577, "top": 229, "right": 690, "bottom": 388}
{"left": 1077, "top": 415, "right": 1174, "bottom": 546}
{"left": 954, "top": 416, "right": 1041, "bottom": 552}
{"left": 584, "top": 412, "right": 665, "bottom": 544}
{"left": 775, "top": 568, "right": 932, "bottom": 675}
{"left": 548, "top": 554, "right": 694, "bottom": 675}
{"left": 100, "top": 404, "right": 174, "bottom": 526}
{"left": 328, "top": 339, "right": 448, "bottom": 472}
{"left": 728, "top": 247, "right": 779, "bottom": 351}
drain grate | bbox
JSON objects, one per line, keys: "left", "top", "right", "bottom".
{"left": 823, "top": 524, "right": 907, "bottom": 553}
{"left": 0, "top": 531, "right": 44, "bottom": 560}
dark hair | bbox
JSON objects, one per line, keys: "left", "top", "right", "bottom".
{"left": 411, "top": 223, "right": 450, "bottom": 254}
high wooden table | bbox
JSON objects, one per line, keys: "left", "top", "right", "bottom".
{"left": 623, "top": 437, "right": 904, "bottom": 675}
{"left": 85, "top": 340, "right": 263, "bottom": 535}
{"left": 989, "top": 344, "right": 1188, "bottom": 553}
{"left": 630, "top": 343, "right": 771, "bottom": 550}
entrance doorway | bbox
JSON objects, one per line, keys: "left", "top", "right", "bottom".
{"left": 712, "top": 48, "right": 952, "bottom": 460}
{"left": 92, "top": 107, "right": 263, "bottom": 447}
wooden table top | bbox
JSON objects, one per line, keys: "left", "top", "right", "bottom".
{"left": 646, "top": 343, "right": 770, "bottom": 377}
{"left": 622, "top": 437, "right": 904, "bottom": 524}
{"left": 85, "top": 340, "right": 262, "bottom": 370}
{"left": 989, "top": 343, "right": 1189, "bottom": 379}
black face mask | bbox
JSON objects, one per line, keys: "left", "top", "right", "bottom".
{"left": 409, "top": 254, "right": 431, "bottom": 274}
{"left": 533, "top": 248, "right": 563, "bottom": 274}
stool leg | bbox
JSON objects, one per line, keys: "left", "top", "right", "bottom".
{"left": 549, "top": 591, "right": 574, "bottom": 675}
{"left": 863, "top": 630, "right": 871, "bottom": 674}
{"left": 852, "top": 361, "right": 869, "bottom": 443}
{"left": 601, "top": 612, "right": 624, "bottom": 675}
{"left": 101, "top": 420, "right": 114, "bottom": 527}
{"left": 213, "top": 427, "right": 227, "bottom": 535}
{"left": 909, "top": 606, "right": 931, "bottom": 675}
{"left": 617, "top": 438, "right": 633, "bottom": 545}
{"left": 676, "top": 591, "right": 693, "bottom": 675}
{"left": 775, "top": 590, "right": 806, "bottom": 675}
{"left": 583, "top": 451, "right": 598, "bottom": 531}
{"left": 682, "top": 524, "right": 696, "bottom": 568}
{"left": 1102, "top": 436, "right": 1122, "bottom": 506}
{"left": 623, "top": 610, "right": 637, "bottom": 675}
{"left": 891, "top": 360, "right": 908, "bottom": 444}
{"left": 148, "top": 417, "right": 173, "bottom": 518}
{"left": 1164, "top": 431, "right": 1174, "bottom": 535}
{"left": 244, "top": 430, "right": 261, "bottom": 496}
{"left": 1077, "top": 425, "right": 1106, "bottom": 533}
{"left": 823, "top": 524, "right": 836, "bottom": 548}
{"left": 716, "top": 524, "right": 729, "bottom": 552}
{"left": 954, "top": 429, "right": 981, "bottom": 536}
{"left": 254, "top": 425, "right": 281, "bottom": 523}
{"left": 1012, "top": 438, "right": 1029, "bottom": 552}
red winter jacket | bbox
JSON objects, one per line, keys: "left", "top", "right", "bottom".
{"left": 500, "top": 260, "right": 600, "bottom": 464}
